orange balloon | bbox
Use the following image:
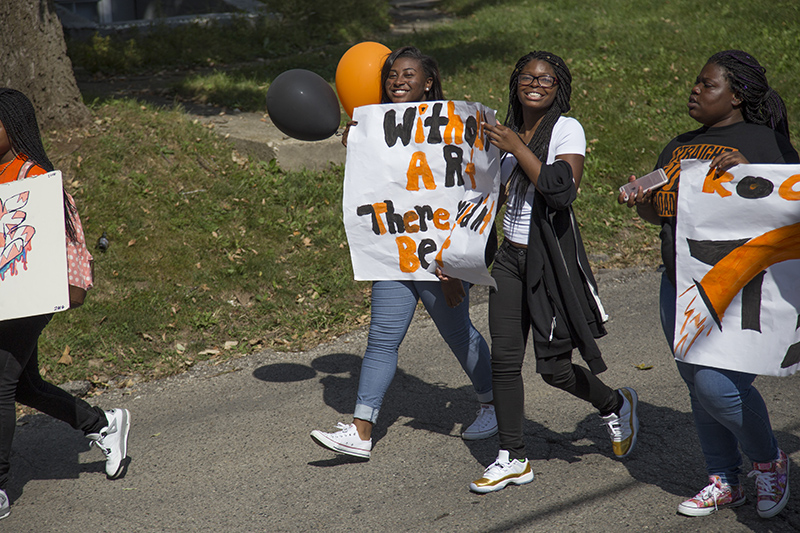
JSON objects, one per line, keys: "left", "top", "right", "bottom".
{"left": 335, "top": 41, "right": 392, "bottom": 118}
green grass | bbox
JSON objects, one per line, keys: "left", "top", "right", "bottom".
{"left": 42, "top": 101, "right": 370, "bottom": 384}
{"left": 49, "top": 0, "right": 800, "bottom": 386}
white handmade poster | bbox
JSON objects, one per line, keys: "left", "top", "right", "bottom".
{"left": 674, "top": 159, "right": 800, "bottom": 376}
{"left": 0, "top": 171, "right": 70, "bottom": 320}
{"left": 343, "top": 101, "right": 500, "bottom": 287}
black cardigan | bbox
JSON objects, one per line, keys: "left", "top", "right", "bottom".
{"left": 524, "top": 160, "right": 608, "bottom": 374}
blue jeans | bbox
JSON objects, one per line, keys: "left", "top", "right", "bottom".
{"left": 660, "top": 274, "right": 778, "bottom": 484}
{"left": 353, "top": 280, "right": 493, "bottom": 423}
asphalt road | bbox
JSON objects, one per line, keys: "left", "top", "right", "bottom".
{"left": 6, "top": 267, "right": 800, "bottom": 532}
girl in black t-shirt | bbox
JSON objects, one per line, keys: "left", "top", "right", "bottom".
{"left": 620, "top": 50, "right": 797, "bottom": 519}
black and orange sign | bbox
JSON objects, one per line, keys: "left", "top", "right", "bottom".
{"left": 343, "top": 101, "right": 500, "bottom": 287}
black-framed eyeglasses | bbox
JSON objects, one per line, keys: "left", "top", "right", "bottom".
{"left": 518, "top": 74, "right": 557, "bottom": 88}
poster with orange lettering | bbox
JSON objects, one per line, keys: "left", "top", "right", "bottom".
{"left": 343, "top": 101, "right": 500, "bottom": 288}
{"left": 675, "top": 159, "right": 800, "bottom": 376}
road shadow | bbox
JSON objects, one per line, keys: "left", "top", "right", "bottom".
{"left": 465, "top": 398, "right": 800, "bottom": 532}
{"left": 7, "top": 414, "right": 124, "bottom": 504}
{"left": 251, "top": 352, "right": 800, "bottom": 530}
{"left": 253, "top": 352, "right": 483, "bottom": 449}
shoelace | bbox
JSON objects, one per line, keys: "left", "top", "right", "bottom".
{"left": 698, "top": 480, "right": 726, "bottom": 511}
{"left": 748, "top": 468, "right": 777, "bottom": 496}
{"left": 484, "top": 458, "right": 512, "bottom": 476}
{"left": 334, "top": 422, "right": 351, "bottom": 433}
{"left": 90, "top": 439, "right": 112, "bottom": 457}
{"left": 473, "top": 406, "right": 494, "bottom": 427}
{"left": 89, "top": 433, "right": 113, "bottom": 457}
{"left": 604, "top": 416, "right": 622, "bottom": 438}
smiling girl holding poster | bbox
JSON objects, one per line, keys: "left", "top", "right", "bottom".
{"left": 619, "top": 50, "right": 798, "bottom": 518}
{"left": 311, "top": 46, "right": 497, "bottom": 459}
{"left": 469, "top": 51, "right": 639, "bottom": 494}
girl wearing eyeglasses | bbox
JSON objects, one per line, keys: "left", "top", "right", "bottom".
{"left": 469, "top": 51, "right": 639, "bottom": 493}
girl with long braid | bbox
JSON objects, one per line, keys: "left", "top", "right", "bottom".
{"left": 620, "top": 50, "right": 797, "bottom": 518}
{"left": 469, "top": 51, "right": 639, "bottom": 494}
{"left": 0, "top": 88, "right": 130, "bottom": 520}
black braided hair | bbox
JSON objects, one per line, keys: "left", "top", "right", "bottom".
{"left": 0, "top": 88, "right": 77, "bottom": 241}
{"left": 380, "top": 46, "right": 445, "bottom": 103}
{"left": 707, "top": 50, "right": 790, "bottom": 139}
{"left": 503, "top": 51, "right": 573, "bottom": 208}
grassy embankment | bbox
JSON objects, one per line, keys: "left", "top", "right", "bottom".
{"left": 49, "top": 0, "right": 800, "bottom": 390}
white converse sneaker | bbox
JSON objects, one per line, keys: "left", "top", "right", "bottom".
{"left": 601, "top": 387, "right": 638, "bottom": 458}
{"left": 462, "top": 404, "right": 498, "bottom": 440}
{"left": 310, "top": 422, "right": 371, "bottom": 459}
{"left": 469, "top": 450, "right": 534, "bottom": 493}
{"left": 86, "top": 408, "right": 130, "bottom": 478}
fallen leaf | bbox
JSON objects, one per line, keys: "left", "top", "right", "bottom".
{"left": 58, "top": 346, "right": 73, "bottom": 365}
{"left": 634, "top": 363, "right": 654, "bottom": 370}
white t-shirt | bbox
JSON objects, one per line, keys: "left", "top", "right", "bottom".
{"left": 501, "top": 116, "right": 586, "bottom": 244}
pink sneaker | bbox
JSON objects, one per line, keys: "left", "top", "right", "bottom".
{"left": 748, "top": 449, "right": 790, "bottom": 518}
{"left": 677, "top": 475, "right": 746, "bottom": 516}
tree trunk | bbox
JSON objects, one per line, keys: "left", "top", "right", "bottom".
{"left": 0, "top": 0, "right": 91, "bottom": 131}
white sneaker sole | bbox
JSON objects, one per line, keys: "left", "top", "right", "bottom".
{"left": 108, "top": 409, "right": 130, "bottom": 479}
{"left": 310, "top": 430, "right": 371, "bottom": 459}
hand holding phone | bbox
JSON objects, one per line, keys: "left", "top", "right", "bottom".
{"left": 619, "top": 168, "right": 668, "bottom": 201}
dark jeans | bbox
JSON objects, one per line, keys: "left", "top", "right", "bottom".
{"left": 0, "top": 314, "right": 106, "bottom": 489}
{"left": 489, "top": 240, "right": 618, "bottom": 460}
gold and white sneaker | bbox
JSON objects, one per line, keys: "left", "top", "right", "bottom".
{"left": 601, "top": 387, "right": 639, "bottom": 458}
{"left": 469, "top": 450, "right": 533, "bottom": 493}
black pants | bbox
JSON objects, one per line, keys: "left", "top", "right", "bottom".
{"left": 489, "top": 241, "right": 618, "bottom": 460}
{"left": 0, "top": 314, "right": 106, "bottom": 489}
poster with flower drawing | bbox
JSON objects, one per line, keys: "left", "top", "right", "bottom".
{"left": 0, "top": 171, "right": 70, "bottom": 320}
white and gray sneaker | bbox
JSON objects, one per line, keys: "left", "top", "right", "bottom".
{"left": 0, "top": 489, "right": 9, "bottom": 520}
{"left": 310, "top": 422, "right": 371, "bottom": 459}
{"left": 86, "top": 408, "right": 130, "bottom": 478}
{"left": 462, "top": 404, "right": 498, "bottom": 440}
{"left": 469, "top": 450, "right": 534, "bottom": 493}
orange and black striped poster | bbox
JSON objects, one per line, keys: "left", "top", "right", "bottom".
{"left": 343, "top": 101, "right": 500, "bottom": 288}
{"left": 675, "top": 159, "right": 800, "bottom": 376}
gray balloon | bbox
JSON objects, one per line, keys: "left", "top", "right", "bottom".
{"left": 266, "top": 69, "right": 341, "bottom": 141}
